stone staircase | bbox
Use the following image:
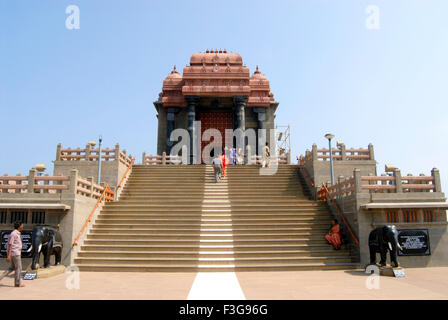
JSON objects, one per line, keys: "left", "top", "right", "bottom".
{"left": 74, "top": 165, "right": 357, "bottom": 272}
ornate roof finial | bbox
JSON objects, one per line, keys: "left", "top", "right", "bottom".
{"left": 170, "top": 65, "right": 179, "bottom": 74}
{"left": 255, "top": 65, "right": 260, "bottom": 73}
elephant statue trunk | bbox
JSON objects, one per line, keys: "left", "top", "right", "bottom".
{"left": 31, "top": 231, "right": 43, "bottom": 270}
{"left": 31, "top": 226, "right": 63, "bottom": 270}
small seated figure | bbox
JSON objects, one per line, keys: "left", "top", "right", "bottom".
{"left": 236, "top": 148, "right": 244, "bottom": 165}
{"left": 325, "top": 219, "right": 342, "bottom": 250}
{"left": 261, "top": 144, "right": 270, "bottom": 168}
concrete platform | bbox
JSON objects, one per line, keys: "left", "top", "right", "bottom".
{"left": 30, "top": 265, "right": 66, "bottom": 279}
{"left": 0, "top": 267, "right": 448, "bottom": 300}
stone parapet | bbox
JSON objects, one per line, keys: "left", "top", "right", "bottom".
{"left": 318, "top": 167, "right": 448, "bottom": 268}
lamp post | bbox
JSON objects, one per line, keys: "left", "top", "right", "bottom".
{"left": 97, "top": 135, "right": 102, "bottom": 184}
{"left": 325, "top": 133, "right": 335, "bottom": 185}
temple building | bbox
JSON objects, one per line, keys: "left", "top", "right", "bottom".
{"left": 153, "top": 50, "right": 279, "bottom": 162}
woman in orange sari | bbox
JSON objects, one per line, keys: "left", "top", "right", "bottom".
{"left": 325, "top": 219, "right": 342, "bottom": 250}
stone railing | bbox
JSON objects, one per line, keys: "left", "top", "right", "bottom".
{"left": 142, "top": 152, "right": 182, "bottom": 165}
{"left": 0, "top": 171, "right": 70, "bottom": 194}
{"left": 250, "top": 155, "right": 288, "bottom": 165}
{"left": 0, "top": 169, "right": 114, "bottom": 200}
{"left": 75, "top": 177, "right": 107, "bottom": 200}
{"left": 299, "top": 143, "right": 375, "bottom": 166}
{"left": 322, "top": 168, "right": 441, "bottom": 198}
{"left": 56, "top": 143, "right": 132, "bottom": 166}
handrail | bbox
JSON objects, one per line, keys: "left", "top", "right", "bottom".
{"left": 318, "top": 184, "right": 359, "bottom": 246}
{"left": 299, "top": 165, "right": 314, "bottom": 188}
{"left": 72, "top": 183, "right": 114, "bottom": 246}
{"left": 116, "top": 157, "right": 135, "bottom": 192}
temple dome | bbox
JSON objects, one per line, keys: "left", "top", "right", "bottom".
{"left": 251, "top": 66, "right": 267, "bottom": 80}
{"left": 165, "top": 65, "right": 182, "bottom": 80}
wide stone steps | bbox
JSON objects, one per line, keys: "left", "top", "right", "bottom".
{"left": 76, "top": 263, "right": 358, "bottom": 272}
{"left": 99, "top": 207, "right": 329, "bottom": 213}
{"left": 77, "top": 250, "right": 350, "bottom": 259}
{"left": 97, "top": 214, "right": 329, "bottom": 219}
{"left": 79, "top": 243, "right": 336, "bottom": 252}
{"left": 74, "top": 256, "right": 352, "bottom": 267}
{"left": 96, "top": 217, "right": 331, "bottom": 225}
{"left": 74, "top": 165, "right": 357, "bottom": 272}
{"left": 103, "top": 201, "right": 325, "bottom": 207}
{"left": 82, "top": 238, "right": 331, "bottom": 246}
{"left": 91, "top": 223, "right": 332, "bottom": 229}
{"left": 89, "top": 228, "right": 329, "bottom": 234}
{"left": 85, "top": 233, "right": 328, "bottom": 241}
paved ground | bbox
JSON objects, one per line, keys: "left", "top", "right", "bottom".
{"left": 1, "top": 268, "right": 448, "bottom": 300}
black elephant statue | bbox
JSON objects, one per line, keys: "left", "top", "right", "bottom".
{"left": 368, "top": 225, "right": 403, "bottom": 268}
{"left": 31, "top": 226, "right": 63, "bottom": 270}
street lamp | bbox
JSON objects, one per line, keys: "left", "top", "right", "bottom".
{"left": 325, "top": 133, "right": 335, "bottom": 185}
{"left": 97, "top": 135, "right": 102, "bottom": 184}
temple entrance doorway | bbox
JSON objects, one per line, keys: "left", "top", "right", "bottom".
{"left": 200, "top": 112, "right": 233, "bottom": 163}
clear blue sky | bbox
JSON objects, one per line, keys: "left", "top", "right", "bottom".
{"left": 1, "top": 0, "right": 447, "bottom": 190}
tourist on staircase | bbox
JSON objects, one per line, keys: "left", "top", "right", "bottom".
{"left": 325, "top": 219, "right": 342, "bottom": 250}
{"left": 219, "top": 151, "right": 230, "bottom": 178}
{"left": 231, "top": 147, "right": 237, "bottom": 165}
{"left": 212, "top": 155, "right": 223, "bottom": 183}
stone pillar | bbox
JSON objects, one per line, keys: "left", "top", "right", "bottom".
{"left": 162, "top": 152, "right": 167, "bottom": 165}
{"left": 340, "top": 143, "right": 347, "bottom": 161}
{"left": 43, "top": 174, "right": 50, "bottom": 194}
{"left": 186, "top": 97, "right": 199, "bottom": 164}
{"left": 381, "top": 173, "right": 387, "bottom": 193}
{"left": 85, "top": 144, "right": 91, "bottom": 161}
{"left": 353, "top": 169, "right": 362, "bottom": 194}
{"left": 87, "top": 177, "right": 94, "bottom": 198}
{"left": 56, "top": 143, "right": 62, "bottom": 161}
{"left": 166, "top": 107, "right": 180, "bottom": 156}
{"left": 142, "top": 152, "right": 146, "bottom": 165}
{"left": 368, "top": 173, "right": 374, "bottom": 194}
{"left": 393, "top": 168, "right": 402, "bottom": 193}
{"left": 114, "top": 144, "right": 120, "bottom": 161}
{"left": 368, "top": 143, "right": 375, "bottom": 160}
{"left": 312, "top": 144, "right": 318, "bottom": 161}
{"left": 253, "top": 107, "right": 266, "bottom": 131}
{"left": 234, "top": 96, "right": 247, "bottom": 131}
{"left": 337, "top": 175, "right": 344, "bottom": 199}
{"left": 27, "top": 169, "right": 36, "bottom": 193}
{"left": 432, "top": 168, "right": 442, "bottom": 192}
{"left": 68, "top": 169, "right": 79, "bottom": 194}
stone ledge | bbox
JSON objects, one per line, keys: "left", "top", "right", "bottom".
{"left": 25, "top": 265, "right": 66, "bottom": 279}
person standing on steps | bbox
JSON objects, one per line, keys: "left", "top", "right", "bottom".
{"left": 212, "top": 154, "right": 223, "bottom": 183}
{"left": 262, "top": 142, "right": 270, "bottom": 168}
{"left": 231, "top": 147, "right": 237, "bottom": 165}
{"left": 219, "top": 151, "right": 230, "bottom": 178}
{"left": 0, "top": 221, "right": 25, "bottom": 287}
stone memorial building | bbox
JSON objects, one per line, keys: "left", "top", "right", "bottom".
{"left": 153, "top": 50, "right": 279, "bottom": 162}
